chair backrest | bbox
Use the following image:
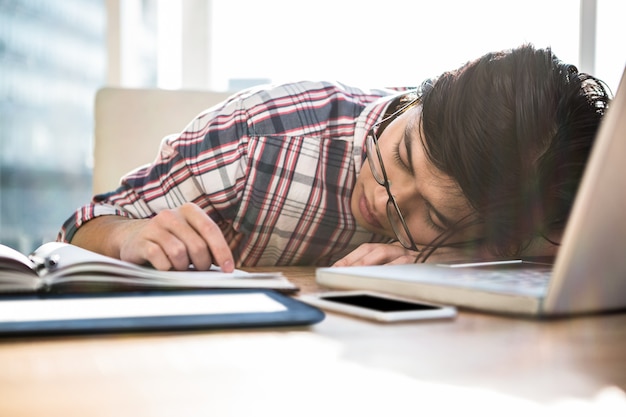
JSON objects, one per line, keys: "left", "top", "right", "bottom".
{"left": 93, "top": 87, "right": 232, "bottom": 194}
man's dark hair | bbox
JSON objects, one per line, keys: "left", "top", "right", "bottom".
{"left": 419, "top": 44, "right": 610, "bottom": 258}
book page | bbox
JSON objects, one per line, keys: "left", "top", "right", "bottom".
{"left": 0, "top": 244, "right": 36, "bottom": 275}
{"left": 32, "top": 242, "right": 275, "bottom": 279}
{"left": 30, "top": 242, "right": 296, "bottom": 292}
{"left": 0, "top": 244, "right": 40, "bottom": 293}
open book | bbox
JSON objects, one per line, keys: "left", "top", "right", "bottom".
{"left": 0, "top": 242, "right": 296, "bottom": 294}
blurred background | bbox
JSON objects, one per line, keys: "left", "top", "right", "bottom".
{"left": 1, "top": 0, "right": 624, "bottom": 253}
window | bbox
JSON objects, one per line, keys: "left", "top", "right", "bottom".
{"left": 0, "top": 0, "right": 106, "bottom": 252}
{"left": 209, "top": 0, "right": 581, "bottom": 90}
{"left": 208, "top": 0, "right": 624, "bottom": 92}
{"left": 111, "top": 0, "right": 623, "bottom": 92}
{"left": 596, "top": 0, "right": 626, "bottom": 93}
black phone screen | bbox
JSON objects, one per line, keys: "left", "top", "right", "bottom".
{"left": 320, "top": 294, "right": 439, "bottom": 312}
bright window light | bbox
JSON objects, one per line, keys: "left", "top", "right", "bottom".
{"left": 157, "top": 0, "right": 182, "bottom": 89}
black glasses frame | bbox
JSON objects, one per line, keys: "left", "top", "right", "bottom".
{"left": 366, "top": 98, "right": 420, "bottom": 252}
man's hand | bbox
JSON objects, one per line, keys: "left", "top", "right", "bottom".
{"left": 333, "top": 242, "right": 419, "bottom": 266}
{"left": 333, "top": 241, "right": 490, "bottom": 267}
{"left": 71, "top": 203, "right": 235, "bottom": 272}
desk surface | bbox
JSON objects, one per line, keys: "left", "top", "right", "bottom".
{"left": 1, "top": 267, "right": 625, "bottom": 416}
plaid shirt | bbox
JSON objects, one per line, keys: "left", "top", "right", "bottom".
{"left": 59, "top": 81, "right": 404, "bottom": 266}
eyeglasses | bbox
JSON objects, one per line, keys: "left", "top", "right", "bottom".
{"left": 365, "top": 99, "right": 420, "bottom": 252}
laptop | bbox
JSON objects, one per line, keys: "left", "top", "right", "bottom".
{"left": 316, "top": 68, "right": 626, "bottom": 317}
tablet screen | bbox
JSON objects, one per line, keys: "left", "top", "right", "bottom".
{"left": 0, "top": 292, "right": 287, "bottom": 322}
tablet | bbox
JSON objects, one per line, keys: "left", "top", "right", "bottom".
{"left": 0, "top": 289, "right": 325, "bottom": 335}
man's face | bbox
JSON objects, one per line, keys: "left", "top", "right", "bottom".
{"left": 351, "top": 105, "right": 478, "bottom": 247}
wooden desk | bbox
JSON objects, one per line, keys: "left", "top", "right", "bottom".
{"left": 1, "top": 267, "right": 625, "bottom": 416}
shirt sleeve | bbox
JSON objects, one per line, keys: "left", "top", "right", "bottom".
{"left": 57, "top": 90, "right": 251, "bottom": 243}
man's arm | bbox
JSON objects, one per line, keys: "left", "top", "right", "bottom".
{"left": 70, "top": 203, "right": 235, "bottom": 272}
{"left": 334, "top": 232, "right": 561, "bottom": 267}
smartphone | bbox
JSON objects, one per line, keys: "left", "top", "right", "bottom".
{"left": 299, "top": 291, "right": 456, "bottom": 322}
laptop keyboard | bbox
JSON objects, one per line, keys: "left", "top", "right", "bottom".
{"left": 438, "top": 264, "right": 552, "bottom": 296}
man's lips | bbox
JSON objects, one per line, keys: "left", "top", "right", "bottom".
{"left": 359, "top": 194, "right": 383, "bottom": 229}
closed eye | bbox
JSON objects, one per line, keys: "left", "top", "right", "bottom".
{"left": 393, "top": 138, "right": 411, "bottom": 173}
{"left": 425, "top": 208, "right": 446, "bottom": 233}
{"left": 424, "top": 200, "right": 453, "bottom": 232}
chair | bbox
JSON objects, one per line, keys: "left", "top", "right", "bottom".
{"left": 93, "top": 87, "right": 232, "bottom": 194}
